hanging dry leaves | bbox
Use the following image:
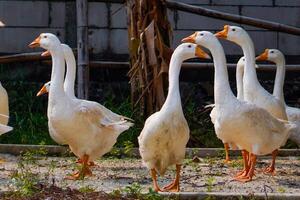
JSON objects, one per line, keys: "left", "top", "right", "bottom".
{"left": 126, "top": 0, "right": 173, "bottom": 117}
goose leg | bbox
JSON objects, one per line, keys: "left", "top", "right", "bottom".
{"left": 76, "top": 158, "right": 96, "bottom": 167}
{"left": 66, "top": 154, "right": 92, "bottom": 180}
{"left": 235, "top": 154, "right": 257, "bottom": 182}
{"left": 263, "top": 149, "right": 278, "bottom": 175}
{"left": 224, "top": 143, "right": 231, "bottom": 163}
{"left": 234, "top": 150, "right": 249, "bottom": 178}
{"left": 0, "top": 157, "right": 5, "bottom": 164}
{"left": 151, "top": 169, "right": 162, "bottom": 192}
{"left": 162, "top": 164, "right": 181, "bottom": 192}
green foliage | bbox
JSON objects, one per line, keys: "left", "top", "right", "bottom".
{"left": 183, "top": 100, "right": 222, "bottom": 148}
{"left": 122, "top": 182, "right": 142, "bottom": 198}
{"left": 10, "top": 148, "right": 49, "bottom": 197}
{"left": 112, "top": 183, "right": 173, "bottom": 200}
{"left": 205, "top": 176, "right": 215, "bottom": 192}
{"left": 78, "top": 185, "right": 95, "bottom": 193}
{"left": 0, "top": 81, "right": 53, "bottom": 145}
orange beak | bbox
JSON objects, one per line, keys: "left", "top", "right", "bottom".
{"left": 256, "top": 49, "right": 269, "bottom": 61}
{"left": 195, "top": 46, "right": 211, "bottom": 59}
{"left": 41, "top": 50, "right": 51, "bottom": 57}
{"left": 29, "top": 36, "right": 41, "bottom": 48}
{"left": 36, "top": 85, "right": 48, "bottom": 96}
{"left": 182, "top": 32, "right": 197, "bottom": 43}
{"left": 215, "top": 25, "right": 229, "bottom": 39}
{"left": 0, "top": 21, "right": 5, "bottom": 27}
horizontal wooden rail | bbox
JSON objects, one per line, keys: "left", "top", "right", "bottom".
{"left": 166, "top": 0, "right": 300, "bottom": 36}
{"left": 1, "top": 53, "right": 300, "bottom": 71}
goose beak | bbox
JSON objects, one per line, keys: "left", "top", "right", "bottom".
{"left": 256, "top": 49, "right": 269, "bottom": 61}
{"left": 182, "top": 32, "right": 197, "bottom": 43}
{"left": 41, "top": 50, "right": 51, "bottom": 57}
{"left": 195, "top": 46, "right": 211, "bottom": 59}
{"left": 36, "top": 85, "right": 48, "bottom": 96}
{"left": 215, "top": 25, "right": 229, "bottom": 39}
{"left": 29, "top": 36, "right": 41, "bottom": 48}
{"left": 0, "top": 21, "right": 5, "bottom": 27}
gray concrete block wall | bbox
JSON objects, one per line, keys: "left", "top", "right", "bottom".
{"left": 1, "top": 0, "right": 300, "bottom": 60}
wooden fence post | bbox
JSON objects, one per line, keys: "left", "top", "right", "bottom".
{"left": 76, "top": 0, "right": 89, "bottom": 99}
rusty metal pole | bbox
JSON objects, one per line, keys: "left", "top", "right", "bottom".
{"left": 76, "top": 0, "right": 89, "bottom": 99}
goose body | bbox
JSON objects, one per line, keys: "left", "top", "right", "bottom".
{"left": 30, "top": 33, "right": 133, "bottom": 179}
{"left": 182, "top": 31, "right": 294, "bottom": 182}
{"left": 139, "top": 43, "right": 209, "bottom": 192}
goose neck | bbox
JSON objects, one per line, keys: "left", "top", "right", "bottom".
{"left": 240, "top": 37, "right": 259, "bottom": 84}
{"left": 236, "top": 64, "right": 244, "bottom": 100}
{"left": 161, "top": 53, "right": 183, "bottom": 112}
{"left": 209, "top": 41, "right": 236, "bottom": 105}
{"left": 64, "top": 50, "right": 76, "bottom": 98}
{"left": 273, "top": 59, "right": 285, "bottom": 103}
{"left": 48, "top": 47, "right": 66, "bottom": 102}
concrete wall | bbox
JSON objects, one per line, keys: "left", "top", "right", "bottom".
{"left": 1, "top": 0, "right": 300, "bottom": 60}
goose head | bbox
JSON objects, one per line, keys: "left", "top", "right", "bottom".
{"left": 256, "top": 49, "right": 284, "bottom": 64}
{"left": 237, "top": 56, "right": 246, "bottom": 71}
{"left": 215, "top": 25, "right": 249, "bottom": 45}
{"left": 174, "top": 43, "right": 210, "bottom": 60}
{"left": 238, "top": 56, "right": 258, "bottom": 69}
{"left": 182, "top": 31, "right": 221, "bottom": 51}
{"left": 29, "top": 33, "right": 61, "bottom": 51}
{"left": 36, "top": 81, "right": 50, "bottom": 96}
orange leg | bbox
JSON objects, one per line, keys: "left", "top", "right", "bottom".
{"left": 263, "top": 149, "right": 278, "bottom": 175}
{"left": 224, "top": 143, "right": 231, "bottom": 163}
{"left": 151, "top": 169, "right": 162, "bottom": 192}
{"left": 234, "top": 150, "right": 249, "bottom": 178}
{"left": 76, "top": 159, "right": 96, "bottom": 167}
{"left": 235, "top": 154, "right": 257, "bottom": 182}
{"left": 66, "top": 154, "right": 92, "bottom": 180}
{"left": 162, "top": 164, "right": 181, "bottom": 192}
{"left": 0, "top": 157, "right": 5, "bottom": 164}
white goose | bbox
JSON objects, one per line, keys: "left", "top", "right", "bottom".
{"left": 36, "top": 44, "right": 76, "bottom": 146}
{"left": 182, "top": 31, "right": 294, "bottom": 182}
{"left": 139, "top": 43, "right": 209, "bottom": 192}
{"left": 215, "top": 25, "right": 288, "bottom": 174}
{"left": 256, "top": 49, "right": 300, "bottom": 146}
{"left": 29, "top": 33, "right": 133, "bottom": 179}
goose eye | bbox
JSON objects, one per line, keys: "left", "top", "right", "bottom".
{"left": 188, "top": 45, "right": 191, "bottom": 48}
{"left": 270, "top": 51, "right": 274, "bottom": 53}
{"left": 200, "top": 33, "right": 204, "bottom": 36}
{"left": 232, "top": 28, "right": 236, "bottom": 31}
{"left": 44, "top": 36, "right": 47, "bottom": 38}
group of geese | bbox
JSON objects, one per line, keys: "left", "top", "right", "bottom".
{"left": 0, "top": 21, "right": 299, "bottom": 193}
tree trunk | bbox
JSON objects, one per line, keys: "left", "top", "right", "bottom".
{"left": 126, "top": 0, "right": 173, "bottom": 117}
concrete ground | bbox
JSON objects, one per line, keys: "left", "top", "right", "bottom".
{"left": 0, "top": 153, "right": 299, "bottom": 195}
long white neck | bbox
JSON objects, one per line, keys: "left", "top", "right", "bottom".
{"left": 240, "top": 36, "right": 260, "bottom": 87}
{"left": 209, "top": 41, "right": 236, "bottom": 105}
{"left": 236, "top": 63, "right": 244, "bottom": 100}
{"left": 63, "top": 47, "right": 76, "bottom": 99}
{"left": 273, "top": 58, "right": 285, "bottom": 103}
{"left": 48, "top": 47, "right": 66, "bottom": 106}
{"left": 161, "top": 52, "right": 183, "bottom": 112}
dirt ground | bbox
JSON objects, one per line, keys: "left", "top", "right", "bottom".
{"left": 0, "top": 153, "right": 299, "bottom": 197}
